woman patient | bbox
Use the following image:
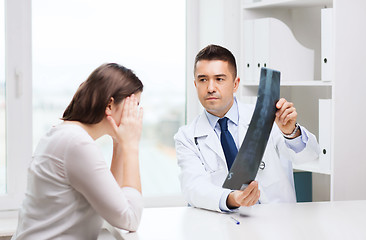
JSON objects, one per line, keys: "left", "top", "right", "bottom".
{"left": 12, "top": 63, "right": 144, "bottom": 239}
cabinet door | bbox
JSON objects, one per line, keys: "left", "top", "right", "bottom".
{"left": 321, "top": 8, "right": 334, "bottom": 82}
{"left": 319, "top": 99, "right": 332, "bottom": 171}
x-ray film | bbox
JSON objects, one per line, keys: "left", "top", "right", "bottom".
{"left": 223, "top": 67, "right": 280, "bottom": 190}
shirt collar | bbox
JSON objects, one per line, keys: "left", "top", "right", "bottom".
{"left": 205, "top": 97, "right": 239, "bottom": 129}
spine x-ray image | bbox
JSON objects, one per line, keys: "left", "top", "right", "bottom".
{"left": 223, "top": 67, "right": 280, "bottom": 190}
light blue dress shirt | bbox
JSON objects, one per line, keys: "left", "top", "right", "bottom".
{"left": 205, "top": 97, "right": 307, "bottom": 212}
{"left": 205, "top": 98, "right": 240, "bottom": 150}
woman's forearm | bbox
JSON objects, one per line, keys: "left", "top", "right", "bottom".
{"left": 111, "top": 142, "right": 141, "bottom": 193}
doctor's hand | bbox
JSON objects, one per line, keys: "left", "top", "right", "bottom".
{"left": 226, "top": 181, "right": 260, "bottom": 209}
{"left": 275, "top": 98, "right": 300, "bottom": 139}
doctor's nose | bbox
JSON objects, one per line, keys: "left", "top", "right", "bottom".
{"left": 207, "top": 80, "right": 217, "bottom": 93}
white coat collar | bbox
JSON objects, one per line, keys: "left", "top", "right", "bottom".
{"left": 194, "top": 110, "right": 226, "bottom": 162}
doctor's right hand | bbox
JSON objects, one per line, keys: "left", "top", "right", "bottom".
{"left": 226, "top": 181, "right": 260, "bottom": 209}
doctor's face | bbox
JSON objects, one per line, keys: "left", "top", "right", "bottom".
{"left": 194, "top": 60, "right": 240, "bottom": 118}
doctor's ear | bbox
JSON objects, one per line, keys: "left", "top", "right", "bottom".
{"left": 105, "top": 97, "right": 115, "bottom": 116}
{"left": 233, "top": 77, "right": 240, "bottom": 92}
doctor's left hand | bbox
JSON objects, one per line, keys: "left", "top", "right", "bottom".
{"left": 275, "top": 98, "right": 300, "bottom": 138}
{"left": 226, "top": 181, "right": 260, "bottom": 209}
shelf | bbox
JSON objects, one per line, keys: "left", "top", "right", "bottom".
{"left": 243, "top": 0, "right": 332, "bottom": 9}
{"left": 243, "top": 80, "right": 333, "bottom": 87}
{"left": 293, "top": 161, "right": 331, "bottom": 175}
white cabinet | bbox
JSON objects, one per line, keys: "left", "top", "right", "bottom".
{"left": 239, "top": 0, "right": 366, "bottom": 202}
{"left": 238, "top": 0, "right": 337, "bottom": 201}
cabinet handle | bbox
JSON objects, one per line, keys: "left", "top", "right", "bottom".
{"left": 324, "top": 58, "right": 327, "bottom": 64}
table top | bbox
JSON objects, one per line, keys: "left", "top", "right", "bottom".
{"left": 113, "top": 200, "right": 366, "bottom": 240}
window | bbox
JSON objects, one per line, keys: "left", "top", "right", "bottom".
{"left": 0, "top": 0, "right": 32, "bottom": 211}
{"left": 32, "top": 0, "right": 186, "bottom": 206}
{"left": 0, "top": 0, "right": 5, "bottom": 195}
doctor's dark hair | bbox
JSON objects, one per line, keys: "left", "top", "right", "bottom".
{"left": 194, "top": 44, "right": 237, "bottom": 78}
{"left": 62, "top": 63, "right": 143, "bottom": 124}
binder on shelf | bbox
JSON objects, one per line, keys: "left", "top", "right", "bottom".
{"left": 243, "top": 20, "right": 254, "bottom": 83}
{"left": 253, "top": 18, "right": 270, "bottom": 83}
{"left": 243, "top": 18, "right": 314, "bottom": 83}
{"left": 321, "top": 8, "right": 334, "bottom": 82}
{"left": 319, "top": 99, "right": 332, "bottom": 171}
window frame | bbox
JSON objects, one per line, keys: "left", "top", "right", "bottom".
{"left": 0, "top": 0, "right": 32, "bottom": 211}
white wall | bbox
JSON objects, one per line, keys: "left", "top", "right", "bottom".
{"left": 186, "top": 0, "right": 241, "bottom": 123}
{"left": 332, "top": 0, "right": 366, "bottom": 200}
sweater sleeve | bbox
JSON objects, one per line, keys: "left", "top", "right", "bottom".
{"left": 64, "top": 138, "right": 143, "bottom": 232}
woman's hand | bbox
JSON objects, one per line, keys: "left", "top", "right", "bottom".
{"left": 107, "top": 94, "right": 143, "bottom": 149}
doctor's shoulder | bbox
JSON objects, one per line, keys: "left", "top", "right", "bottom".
{"left": 173, "top": 114, "right": 201, "bottom": 146}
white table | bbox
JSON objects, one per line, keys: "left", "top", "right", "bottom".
{"left": 112, "top": 200, "right": 366, "bottom": 240}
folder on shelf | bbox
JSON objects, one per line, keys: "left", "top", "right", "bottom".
{"left": 223, "top": 67, "right": 280, "bottom": 190}
{"left": 321, "top": 8, "right": 334, "bottom": 82}
{"left": 319, "top": 99, "right": 332, "bottom": 171}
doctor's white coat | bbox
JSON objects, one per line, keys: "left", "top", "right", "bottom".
{"left": 174, "top": 102, "right": 320, "bottom": 212}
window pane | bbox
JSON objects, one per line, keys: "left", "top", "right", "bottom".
{"left": 32, "top": 0, "right": 185, "bottom": 199}
{"left": 0, "top": 0, "right": 6, "bottom": 195}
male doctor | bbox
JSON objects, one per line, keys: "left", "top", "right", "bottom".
{"left": 174, "top": 45, "right": 320, "bottom": 212}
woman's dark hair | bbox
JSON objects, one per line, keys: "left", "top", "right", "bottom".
{"left": 194, "top": 44, "right": 237, "bottom": 78}
{"left": 62, "top": 63, "right": 143, "bottom": 124}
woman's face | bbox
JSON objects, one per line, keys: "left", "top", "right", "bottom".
{"left": 111, "top": 92, "right": 142, "bottom": 126}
